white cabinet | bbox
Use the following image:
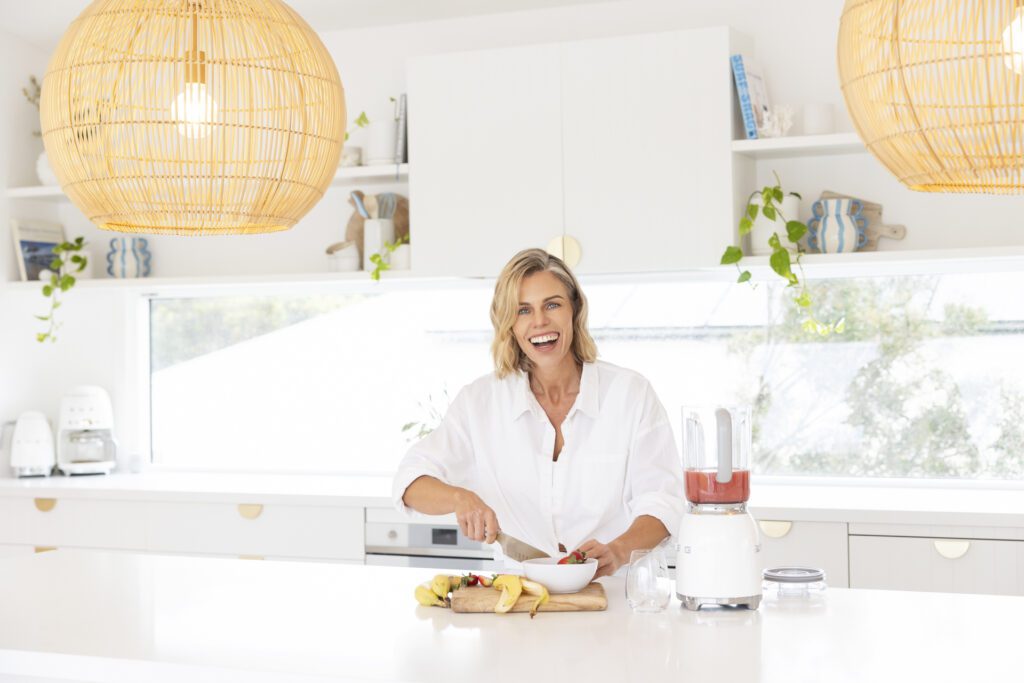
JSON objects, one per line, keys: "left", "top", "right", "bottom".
{"left": 146, "top": 502, "right": 365, "bottom": 561}
{"left": 0, "top": 497, "right": 147, "bottom": 550}
{"left": 410, "top": 27, "right": 747, "bottom": 277}
{"left": 755, "top": 520, "right": 849, "bottom": 588}
{"left": 850, "top": 535, "right": 1024, "bottom": 596}
{"left": 409, "top": 44, "right": 563, "bottom": 277}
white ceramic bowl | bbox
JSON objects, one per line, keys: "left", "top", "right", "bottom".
{"left": 522, "top": 557, "right": 598, "bottom": 594}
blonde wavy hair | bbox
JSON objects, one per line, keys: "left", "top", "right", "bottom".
{"left": 490, "top": 248, "right": 598, "bottom": 378}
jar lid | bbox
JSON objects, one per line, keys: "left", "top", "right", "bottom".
{"left": 762, "top": 567, "right": 825, "bottom": 584}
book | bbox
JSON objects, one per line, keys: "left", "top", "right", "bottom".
{"left": 730, "top": 54, "right": 770, "bottom": 140}
{"left": 394, "top": 93, "right": 408, "bottom": 165}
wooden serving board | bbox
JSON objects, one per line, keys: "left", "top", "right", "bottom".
{"left": 450, "top": 582, "right": 607, "bottom": 613}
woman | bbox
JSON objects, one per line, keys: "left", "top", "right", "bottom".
{"left": 392, "top": 249, "right": 684, "bottom": 577}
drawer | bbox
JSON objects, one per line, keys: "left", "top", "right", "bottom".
{"left": 850, "top": 535, "right": 1024, "bottom": 596}
{"left": 755, "top": 520, "right": 849, "bottom": 587}
{"left": 0, "top": 544, "right": 37, "bottom": 559}
{"left": 0, "top": 497, "right": 147, "bottom": 550}
{"left": 146, "top": 502, "right": 364, "bottom": 561}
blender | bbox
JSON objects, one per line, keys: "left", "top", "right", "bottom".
{"left": 675, "top": 405, "right": 761, "bottom": 610}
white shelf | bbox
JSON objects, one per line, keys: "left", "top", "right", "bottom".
{"left": 732, "top": 245, "right": 1024, "bottom": 278}
{"left": 731, "top": 132, "right": 865, "bottom": 159}
{"left": 5, "top": 164, "right": 410, "bottom": 202}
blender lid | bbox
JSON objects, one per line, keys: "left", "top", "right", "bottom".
{"left": 762, "top": 567, "right": 826, "bottom": 583}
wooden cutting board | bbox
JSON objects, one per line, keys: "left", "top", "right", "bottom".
{"left": 450, "top": 581, "right": 607, "bottom": 613}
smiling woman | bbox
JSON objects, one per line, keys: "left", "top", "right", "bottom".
{"left": 393, "top": 248, "right": 686, "bottom": 579}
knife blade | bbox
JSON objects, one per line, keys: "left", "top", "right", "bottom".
{"left": 494, "top": 532, "right": 549, "bottom": 561}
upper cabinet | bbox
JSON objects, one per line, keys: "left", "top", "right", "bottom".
{"left": 409, "top": 27, "right": 750, "bottom": 278}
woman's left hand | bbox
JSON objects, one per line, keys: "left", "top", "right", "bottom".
{"left": 577, "top": 539, "right": 628, "bottom": 579}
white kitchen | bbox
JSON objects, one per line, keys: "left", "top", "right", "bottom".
{"left": 0, "top": 0, "right": 1022, "bottom": 681}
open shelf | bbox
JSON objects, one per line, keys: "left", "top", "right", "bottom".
{"left": 5, "top": 164, "right": 410, "bottom": 202}
{"left": 731, "top": 132, "right": 865, "bottom": 159}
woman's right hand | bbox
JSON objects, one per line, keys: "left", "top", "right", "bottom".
{"left": 453, "top": 488, "right": 500, "bottom": 543}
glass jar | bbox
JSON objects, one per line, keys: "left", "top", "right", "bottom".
{"left": 762, "top": 567, "right": 827, "bottom": 600}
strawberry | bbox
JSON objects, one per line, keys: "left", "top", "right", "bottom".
{"left": 557, "top": 549, "right": 587, "bottom": 564}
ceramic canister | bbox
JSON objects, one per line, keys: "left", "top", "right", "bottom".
{"left": 809, "top": 198, "right": 867, "bottom": 254}
{"left": 106, "top": 238, "right": 152, "bottom": 278}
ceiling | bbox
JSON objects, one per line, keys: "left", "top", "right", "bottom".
{"left": 1, "top": 0, "right": 614, "bottom": 50}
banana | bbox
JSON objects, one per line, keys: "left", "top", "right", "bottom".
{"left": 415, "top": 582, "right": 447, "bottom": 607}
{"left": 491, "top": 574, "right": 523, "bottom": 614}
{"left": 431, "top": 574, "right": 451, "bottom": 599}
{"left": 521, "top": 578, "right": 550, "bottom": 618}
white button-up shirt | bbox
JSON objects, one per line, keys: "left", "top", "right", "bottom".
{"left": 392, "top": 360, "right": 685, "bottom": 558}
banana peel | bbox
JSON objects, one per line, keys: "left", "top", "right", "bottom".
{"left": 431, "top": 574, "right": 451, "bottom": 600}
{"left": 521, "top": 578, "right": 550, "bottom": 618}
{"left": 491, "top": 574, "right": 523, "bottom": 614}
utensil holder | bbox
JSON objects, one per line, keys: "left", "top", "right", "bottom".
{"left": 362, "top": 219, "right": 395, "bottom": 271}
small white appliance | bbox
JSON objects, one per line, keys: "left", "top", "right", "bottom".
{"left": 56, "top": 386, "right": 117, "bottom": 476}
{"left": 10, "top": 411, "right": 56, "bottom": 477}
{"left": 676, "top": 405, "right": 762, "bottom": 610}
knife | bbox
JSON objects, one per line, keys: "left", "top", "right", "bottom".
{"left": 494, "top": 532, "right": 549, "bottom": 561}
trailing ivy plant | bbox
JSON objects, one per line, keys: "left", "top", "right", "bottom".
{"left": 368, "top": 234, "right": 409, "bottom": 281}
{"left": 36, "top": 237, "right": 88, "bottom": 343}
{"left": 720, "top": 174, "right": 844, "bottom": 336}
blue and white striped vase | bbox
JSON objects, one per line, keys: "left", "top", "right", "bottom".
{"left": 106, "top": 238, "right": 152, "bottom": 278}
{"left": 807, "top": 198, "right": 867, "bottom": 254}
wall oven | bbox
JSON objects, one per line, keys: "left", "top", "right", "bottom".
{"left": 364, "top": 517, "right": 497, "bottom": 571}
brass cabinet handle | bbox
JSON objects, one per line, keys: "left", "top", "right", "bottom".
{"left": 33, "top": 498, "right": 57, "bottom": 512}
{"left": 933, "top": 539, "right": 970, "bottom": 560}
{"left": 237, "top": 503, "right": 263, "bottom": 520}
{"left": 758, "top": 520, "right": 793, "bottom": 539}
{"left": 34, "top": 546, "right": 57, "bottom": 554}
{"left": 546, "top": 235, "right": 582, "bottom": 268}
{"left": 238, "top": 555, "right": 265, "bottom": 561}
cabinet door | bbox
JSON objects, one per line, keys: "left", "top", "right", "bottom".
{"left": 561, "top": 28, "right": 736, "bottom": 273}
{"left": 409, "top": 45, "right": 564, "bottom": 277}
{"left": 756, "top": 520, "right": 849, "bottom": 587}
{"left": 850, "top": 535, "right": 1024, "bottom": 596}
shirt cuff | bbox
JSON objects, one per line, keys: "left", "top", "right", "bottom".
{"left": 391, "top": 468, "right": 440, "bottom": 517}
{"left": 628, "top": 493, "right": 684, "bottom": 540}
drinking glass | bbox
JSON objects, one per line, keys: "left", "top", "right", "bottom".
{"left": 625, "top": 548, "right": 671, "bottom": 612}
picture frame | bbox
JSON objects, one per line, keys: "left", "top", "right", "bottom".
{"left": 10, "top": 219, "right": 65, "bottom": 282}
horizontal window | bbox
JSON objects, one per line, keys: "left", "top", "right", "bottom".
{"left": 148, "top": 271, "right": 1024, "bottom": 481}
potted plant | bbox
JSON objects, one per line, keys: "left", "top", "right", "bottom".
{"left": 720, "top": 173, "right": 844, "bottom": 336}
{"left": 368, "top": 234, "right": 410, "bottom": 281}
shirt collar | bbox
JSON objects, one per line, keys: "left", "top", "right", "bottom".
{"left": 510, "top": 362, "right": 600, "bottom": 420}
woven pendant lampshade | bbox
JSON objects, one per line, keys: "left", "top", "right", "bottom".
{"left": 838, "top": 0, "right": 1024, "bottom": 193}
{"left": 40, "top": 0, "right": 346, "bottom": 235}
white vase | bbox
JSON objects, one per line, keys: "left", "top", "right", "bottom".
{"left": 36, "top": 152, "right": 58, "bottom": 186}
{"left": 366, "top": 121, "right": 398, "bottom": 165}
{"left": 746, "top": 194, "right": 801, "bottom": 256}
{"left": 362, "top": 219, "right": 395, "bottom": 271}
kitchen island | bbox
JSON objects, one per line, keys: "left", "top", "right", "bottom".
{"left": 0, "top": 550, "right": 1016, "bottom": 682}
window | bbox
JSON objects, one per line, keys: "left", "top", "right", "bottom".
{"left": 148, "top": 269, "right": 1024, "bottom": 481}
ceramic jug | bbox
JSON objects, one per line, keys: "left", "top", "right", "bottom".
{"left": 808, "top": 198, "right": 867, "bottom": 254}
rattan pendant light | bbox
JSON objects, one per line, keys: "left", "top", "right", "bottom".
{"left": 838, "top": 0, "right": 1024, "bottom": 193}
{"left": 40, "top": 0, "right": 346, "bottom": 235}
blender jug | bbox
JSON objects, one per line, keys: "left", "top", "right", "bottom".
{"left": 682, "top": 406, "right": 751, "bottom": 505}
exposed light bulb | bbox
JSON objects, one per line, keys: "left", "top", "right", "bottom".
{"left": 171, "top": 82, "right": 217, "bottom": 138}
{"left": 1002, "top": 8, "right": 1024, "bottom": 74}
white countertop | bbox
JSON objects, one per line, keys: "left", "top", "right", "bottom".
{"left": 0, "top": 550, "right": 1017, "bottom": 683}
{"left": 2, "top": 471, "right": 1024, "bottom": 528}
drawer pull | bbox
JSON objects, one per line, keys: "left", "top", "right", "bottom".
{"left": 34, "top": 546, "right": 57, "bottom": 554}
{"left": 758, "top": 521, "right": 793, "bottom": 539}
{"left": 237, "top": 503, "right": 263, "bottom": 520}
{"left": 546, "top": 235, "right": 582, "bottom": 268}
{"left": 33, "top": 498, "right": 57, "bottom": 512}
{"left": 933, "top": 540, "right": 970, "bottom": 560}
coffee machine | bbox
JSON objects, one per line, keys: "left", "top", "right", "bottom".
{"left": 676, "top": 405, "right": 761, "bottom": 610}
{"left": 56, "top": 386, "right": 117, "bottom": 475}
{"left": 10, "top": 411, "right": 56, "bottom": 477}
